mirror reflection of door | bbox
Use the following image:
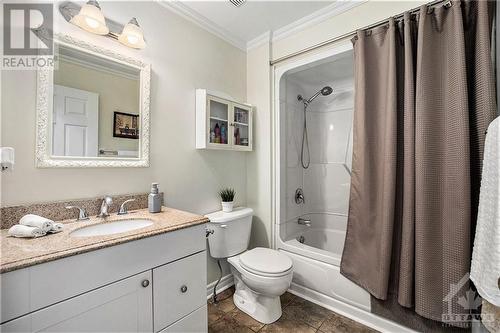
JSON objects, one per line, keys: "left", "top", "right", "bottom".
{"left": 52, "top": 85, "right": 99, "bottom": 157}
{"left": 52, "top": 44, "right": 140, "bottom": 159}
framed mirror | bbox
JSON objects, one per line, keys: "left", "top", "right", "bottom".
{"left": 35, "top": 34, "right": 151, "bottom": 168}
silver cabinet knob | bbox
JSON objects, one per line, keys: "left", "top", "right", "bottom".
{"left": 141, "top": 279, "right": 150, "bottom": 288}
{"left": 180, "top": 285, "right": 188, "bottom": 293}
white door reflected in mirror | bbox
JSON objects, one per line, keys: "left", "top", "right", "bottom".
{"left": 53, "top": 44, "right": 140, "bottom": 159}
{"left": 53, "top": 85, "right": 99, "bottom": 157}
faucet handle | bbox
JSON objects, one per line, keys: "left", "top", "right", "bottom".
{"left": 118, "top": 199, "right": 135, "bottom": 215}
{"left": 66, "top": 206, "right": 89, "bottom": 221}
{"left": 295, "top": 188, "right": 305, "bottom": 204}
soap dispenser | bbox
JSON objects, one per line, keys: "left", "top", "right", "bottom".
{"left": 148, "top": 183, "right": 161, "bottom": 213}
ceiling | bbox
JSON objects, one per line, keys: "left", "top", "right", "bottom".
{"left": 287, "top": 50, "right": 354, "bottom": 94}
{"left": 161, "top": 1, "right": 365, "bottom": 50}
{"left": 180, "top": 1, "right": 333, "bottom": 41}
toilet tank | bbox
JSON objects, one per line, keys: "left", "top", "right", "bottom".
{"left": 205, "top": 207, "right": 253, "bottom": 258}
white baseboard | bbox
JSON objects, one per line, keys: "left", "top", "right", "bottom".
{"left": 207, "top": 274, "right": 234, "bottom": 300}
{"left": 288, "top": 282, "right": 418, "bottom": 333}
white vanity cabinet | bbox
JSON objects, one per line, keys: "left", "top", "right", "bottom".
{"left": 0, "top": 224, "right": 207, "bottom": 333}
{"left": 196, "top": 89, "right": 253, "bottom": 151}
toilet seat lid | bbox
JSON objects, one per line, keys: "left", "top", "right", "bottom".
{"left": 239, "top": 248, "right": 292, "bottom": 276}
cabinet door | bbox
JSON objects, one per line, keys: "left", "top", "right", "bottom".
{"left": 160, "top": 305, "right": 207, "bottom": 333}
{"left": 30, "top": 271, "right": 152, "bottom": 333}
{"left": 231, "top": 103, "right": 252, "bottom": 151}
{"left": 207, "top": 96, "right": 231, "bottom": 147}
{"left": 153, "top": 251, "right": 206, "bottom": 332}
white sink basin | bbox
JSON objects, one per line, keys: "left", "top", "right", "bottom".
{"left": 70, "top": 219, "right": 153, "bottom": 237}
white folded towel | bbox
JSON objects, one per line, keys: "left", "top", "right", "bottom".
{"left": 48, "top": 222, "right": 64, "bottom": 233}
{"left": 19, "top": 214, "right": 53, "bottom": 233}
{"left": 470, "top": 116, "right": 500, "bottom": 306}
{"left": 8, "top": 225, "right": 46, "bottom": 238}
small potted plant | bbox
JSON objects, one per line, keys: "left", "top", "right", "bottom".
{"left": 219, "top": 188, "right": 235, "bottom": 212}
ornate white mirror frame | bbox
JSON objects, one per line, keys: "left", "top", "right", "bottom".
{"left": 35, "top": 34, "right": 151, "bottom": 168}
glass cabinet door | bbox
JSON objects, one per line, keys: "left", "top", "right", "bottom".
{"left": 207, "top": 96, "right": 230, "bottom": 146}
{"left": 232, "top": 104, "right": 251, "bottom": 148}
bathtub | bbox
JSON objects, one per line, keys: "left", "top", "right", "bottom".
{"left": 277, "top": 213, "right": 370, "bottom": 311}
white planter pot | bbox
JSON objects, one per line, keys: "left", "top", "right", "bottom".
{"left": 221, "top": 201, "right": 234, "bottom": 212}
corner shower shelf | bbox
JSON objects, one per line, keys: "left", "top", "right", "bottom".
{"left": 196, "top": 89, "right": 253, "bottom": 151}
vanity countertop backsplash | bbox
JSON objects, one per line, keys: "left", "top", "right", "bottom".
{"left": 0, "top": 194, "right": 208, "bottom": 274}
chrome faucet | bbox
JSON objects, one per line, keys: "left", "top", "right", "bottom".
{"left": 298, "top": 217, "right": 311, "bottom": 226}
{"left": 66, "top": 206, "right": 89, "bottom": 221}
{"left": 99, "top": 196, "right": 113, "bottom": 218}
{"left": 118, "top": 199, "right": 135, "bottom": 215}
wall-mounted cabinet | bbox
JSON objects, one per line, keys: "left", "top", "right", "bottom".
{"left": 196, "top": 89, "right": 253, "bottom": 151}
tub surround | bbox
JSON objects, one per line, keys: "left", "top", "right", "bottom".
{"left": 0, "top": 207, "right": 208, "bottom": 273}
{"left": 0, "top": 192, "right": 163, "bottom": 229}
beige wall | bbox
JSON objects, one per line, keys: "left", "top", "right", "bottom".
{"left": 1, "top": 1, "right": 246, "bottom": 283}
{"left": 54, "top": 59, "right": 140, "bottom": 152}
{"left": 246, "top": 41, "right": 272, "bottom": 249}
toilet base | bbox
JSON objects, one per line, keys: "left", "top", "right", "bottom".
{"left": 232, "top": 273, "right": 282, "bottom": 324}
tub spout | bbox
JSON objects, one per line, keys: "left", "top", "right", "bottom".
{"left": 298, "top": 217, "right": 311, "bottom": 226}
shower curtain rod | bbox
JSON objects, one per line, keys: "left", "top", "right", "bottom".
{"left": 269, "top": 0, "right": 448, "bottom": 66}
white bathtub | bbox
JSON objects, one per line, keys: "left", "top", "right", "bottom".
{"left": 277, "top": 213, "right": 370, "bottom": 311}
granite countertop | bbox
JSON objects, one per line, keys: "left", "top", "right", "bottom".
{"left": 0, "top": 207, "right": 208, "bottom": 274}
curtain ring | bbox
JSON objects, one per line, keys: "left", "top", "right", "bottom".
{"left": 443, "top": 1, "right": 452, "bottom": 9}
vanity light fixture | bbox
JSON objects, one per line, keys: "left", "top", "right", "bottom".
{"left": 60, "top": 1, "right": 146, "bottom": 50}
{"left": 70, "top": 0, "right": 109, "bottom": 35}
{"left": 118, "top": 18, "right": 146, "bottom": 49}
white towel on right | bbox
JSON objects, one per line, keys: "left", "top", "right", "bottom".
{"left": 470, "top": 116, "right": 500, "bottom": 306}
{"left": 19, "top": 214, "right": 53, "bottom": 233}
{"left": 8, "top": 225, "right": 46, "bottom": 238}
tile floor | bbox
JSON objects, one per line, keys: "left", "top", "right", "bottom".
{"left": 208, "top": 287, "right": 378, "bottom": 333}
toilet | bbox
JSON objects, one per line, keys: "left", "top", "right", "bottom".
{"left": 205, "top": 207, "right": 293, "bottom": 324}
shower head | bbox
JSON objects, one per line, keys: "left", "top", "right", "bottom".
{"left": 320, "top": 86, "right": 333, "bottom": 96}
{"left": 297, "top": 86, "right": 333, "bottom": 105}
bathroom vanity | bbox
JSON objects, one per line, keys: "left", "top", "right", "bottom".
{"left": 0, "top": 208, "right": 208, "bottom": 333}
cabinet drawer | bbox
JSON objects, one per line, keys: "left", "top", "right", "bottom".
{"left": 160, "top": 305, "right": 207, "bottom": 333}
{"left": 153, "top": 251, "right": 206, "bottom": 332}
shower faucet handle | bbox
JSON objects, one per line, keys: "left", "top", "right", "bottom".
{"left": 295, "top": 188, "right": 305, "bottom": 204}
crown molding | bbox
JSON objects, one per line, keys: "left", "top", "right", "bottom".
{"left": 272, "top": 0, "right": 368, "bottom": 42}
{"left": 157, "top": 0, "right": 247, "bottom": 51}
{"left": 246, "top": 31, "right": 271, "bottom": 51}
{"left": 157, "top": 0, "right": 367, "bottom": 54}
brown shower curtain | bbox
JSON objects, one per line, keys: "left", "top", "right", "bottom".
{"left": 340, "top": 0, "right": 496, "bottom": 327}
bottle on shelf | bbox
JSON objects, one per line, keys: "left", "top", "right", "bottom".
{"left": 214, "top": 123, "right": 221, "bottom": 143}
{"left": 221, "top": 123, "right": 227, "bottom": 144}
{"left": 235, "top": 127, "right": 241, "bottom": 145}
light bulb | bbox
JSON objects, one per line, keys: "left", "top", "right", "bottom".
{"left": 127, "top": 35, "right": 139, "bottom": 45}
{"left": 84, "top": 17, "right": 99, "bottom": 29}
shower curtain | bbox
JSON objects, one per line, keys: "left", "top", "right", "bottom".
{"left": 340, "top": 0, "right": 496, "bottom": 328}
